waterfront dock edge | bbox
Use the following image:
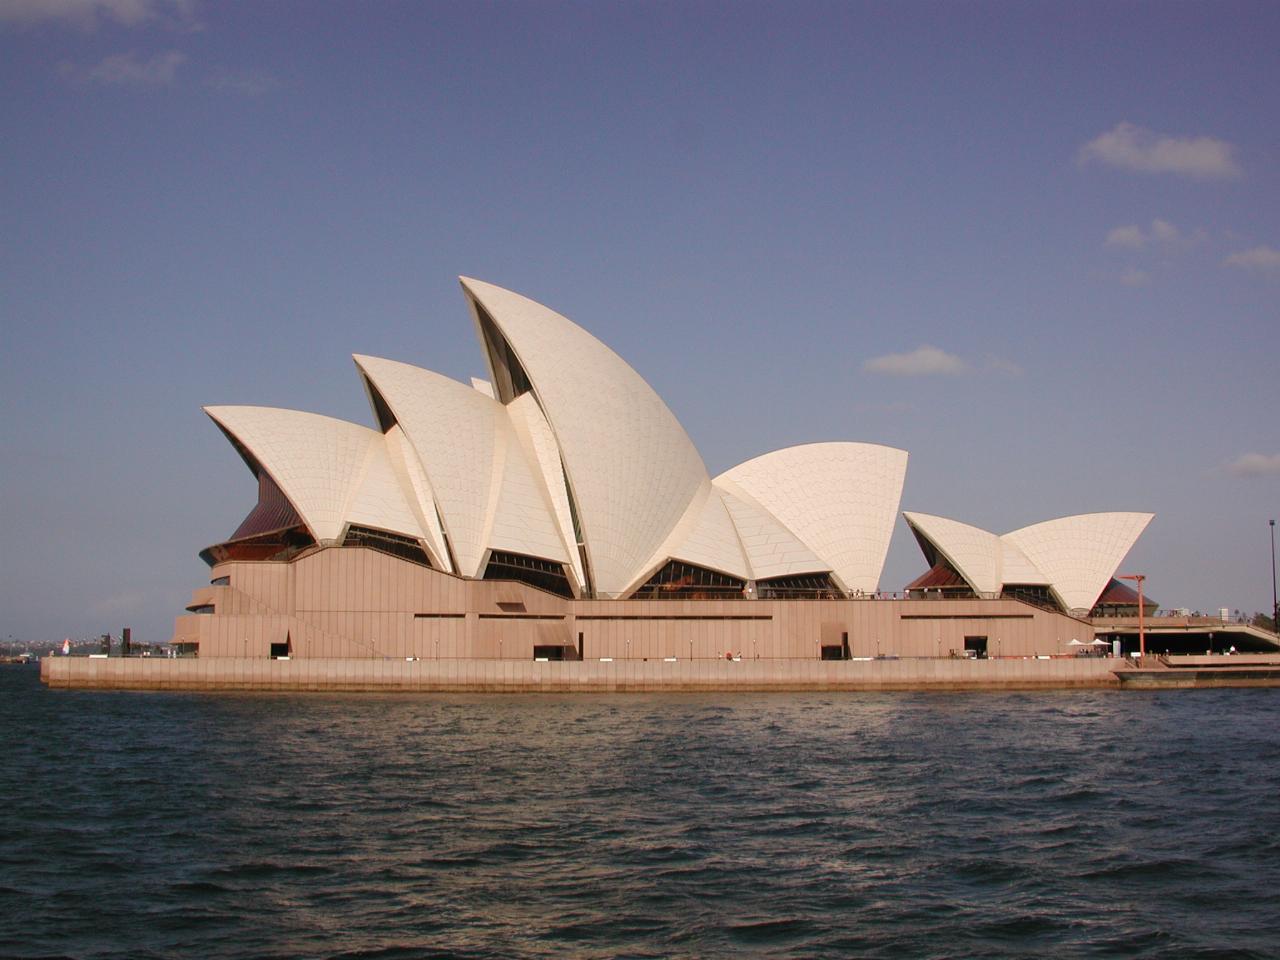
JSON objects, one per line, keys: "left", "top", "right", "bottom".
{"left": 42, "top": 656, "right": 1126, "bottom": 692}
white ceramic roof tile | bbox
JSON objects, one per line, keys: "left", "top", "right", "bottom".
{"left": 1003, "top": 512, "right": 1154, "bottom": 612}
{"left": 343, "top": 434, "right": 427, "bottom": 542}
{"left": 715, "top": 483, "right": 829, "bottom": 579}
{"left": 470, "top": 377, "right": 496, "bottom": 398}
{"left": 383, "top": 425, "right": 451, "bottom": 571}
{"left": 487, "top": 422, "right": 572, "bottom": 564}
{"left": 205, "top": 405, "right": 376, "bottom": 543}
{"left": 999, "top": 539, "right": 1050, "bottom": 586}
{"left": 461, "top": 278, "right": 710, "bottom": 597}
{"left": 663, "top": 487, "right": 751, "bottom": 580}
{"left": 717, "top": 442, "right": 908, "bottom": 594}
{"left": 506, "top": 393, "right": 585, "bottom": 590}
{"left": 354, "top": 355, "right": 506, "bottom": 578}
{"left": 902, "top": 512, "right": 1001, "bottom": 595}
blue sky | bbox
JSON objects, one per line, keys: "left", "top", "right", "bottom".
{"left": 2, "top": 0, "right": 1277, "bottom": 644}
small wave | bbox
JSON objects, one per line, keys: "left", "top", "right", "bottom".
{"left": 725, "top": 916, "right": 814, "bottom": 945}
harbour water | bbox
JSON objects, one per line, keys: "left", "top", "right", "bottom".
{"left": 3, "top": 664, "right": 1278, "bottom": 958}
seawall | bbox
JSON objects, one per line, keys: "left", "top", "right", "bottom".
{"left": 1114, "top": 653, "right": 1280, "bottom": 689}
{"left": 41, "top": 656, "right": 1120, "bottom": 692}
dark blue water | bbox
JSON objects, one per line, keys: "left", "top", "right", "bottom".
{"left": 3, "top": 665, "right": 1278, "bottom": 959}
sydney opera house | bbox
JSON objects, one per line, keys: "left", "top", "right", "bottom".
{"left": 173, "top": 278, "right": 1155, "bottom": 662}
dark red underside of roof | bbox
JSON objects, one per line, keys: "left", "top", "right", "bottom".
{"left": 905, "top": 561, "right": 968, "bottom": 590}
{"left": 1094, "top": 577, "right": 1158, "bottom": 608}
{"left": 231, "top": 472, "right": 304, "bottom": 540}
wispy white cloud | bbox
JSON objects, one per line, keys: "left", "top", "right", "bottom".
{"left": 206, "top": 68, "right": 279, "bottom": 97}
{"left": 1105, "top": 218, "right": 1196, "bottom": 251}
{"left": 864, "top": 345, "right": 967, "bottom": 377}
{"left": 1078, "top": 122, "right": 1241, "bottom": 179}
{"left": 60, "top": 48, "right": 186, "bottom": 85}
{"left": 1105, "top": 224, "right": 1147, "bottom": 249}
{"left": 1223, "top": 245, "right": 1280, "bottom": 271}
{"left": 1119, "top": 267, "right": 1151, "bottom": 287}
{"left": 0, "top": 0, "right": 198, "bottom": 30}
{"left": 1224, "top": 453, "right": 1280, "bottom": 478}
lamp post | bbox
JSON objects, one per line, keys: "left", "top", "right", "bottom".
{"left": 1270, "top": 519, "right": 1277, "bottom": 635}
{"left": 1119, "top": 574, "right": 1146, "bottom": 658}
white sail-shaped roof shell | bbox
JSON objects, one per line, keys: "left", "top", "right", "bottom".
{"left": 354, "top": 355, "right": 567, "bottom": 578}
{"left": 903, "top": 512, "right": 1001, "bottom": 595}
{"left": 486, "top": 425, "right": 571, "bottom": 566}
{"left": 1003, "top": 512, "right": 1154, "bottom": 613}
{"left": 205, "top": 405, "right": 383, "bottom": 545}
{"left": 638, "top": 487, "right": 752, "bottom": 583}
{"left": 714, "top": 484, "right": 829, "bottom": 580}
{"left": 904, "top": 510, "right": 1153, "bottom": 611}
{"left": 343, "top": 431, "right": 429, "bottom": 545}
{"left": 716, "top": 442, "right": 908, "bottom": 594}
{"left": 461, "top": 277, "right": 711, "bottom": 597}
{"left": 1000, "top": 539, "right": 1050, "bottom": 586}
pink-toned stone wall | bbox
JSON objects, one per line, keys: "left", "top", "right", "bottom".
{"left": 43, "top": 655, "right": 1121, "bottom": 692}
{"left": 175, "top": 547, "right": 1096, "bottom": 662}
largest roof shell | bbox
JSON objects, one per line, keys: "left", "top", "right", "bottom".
{"left": 460, "top": 277, "right": 711, "bottom": 598}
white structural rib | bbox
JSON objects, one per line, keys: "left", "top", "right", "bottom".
{"left": 506, "top": 393, "right": 585, "bottom": 590}
{"left": 1003, "top": 512, "right": 1154, "bottom": 613}
{"left": 205, "top": 405, "right": 378, "bottom": 544}
{"left": 382, "top": 425, "right": 451, "bottom": 571}
{"left": 461, "top": 277, "right": 711, "bottom": 597}
{"left": 715, "top": 485, "right": 829, "bottom": 580}
{"left": 903, "top": 512, "right": 1002, "bottom": 596}
{"left": 717, "top": 442, "right": 908, "bottom": 594}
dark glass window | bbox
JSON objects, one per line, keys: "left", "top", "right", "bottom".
{"left": 343, "top": 526, "right": 433, "bottom": 567}
{"left": 636, "top": 561, "right": 745, "bottom": 600}
{"left": 364, "top": 377, "right": 398, "bottom": 433}
{"left": 1001, "top": 584, "right": 1060, "bottom": 612}
{"left": 483, "top": 550, "right": 574, "bottom": 598}
{"left": 756, "top": 573, "right": 844, "bottom": 600}
{"left": 475, "top": 301, "right": 534, "bottom": 402}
